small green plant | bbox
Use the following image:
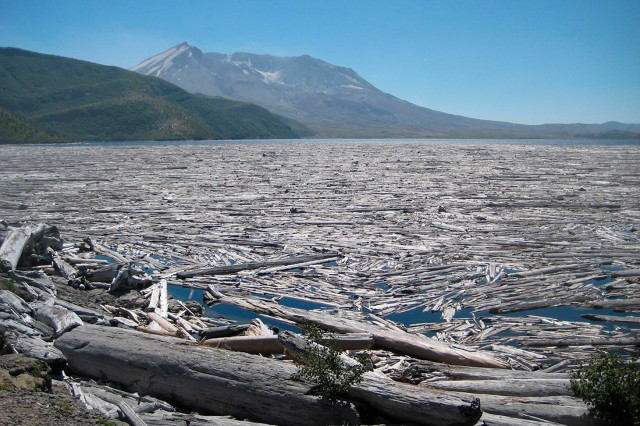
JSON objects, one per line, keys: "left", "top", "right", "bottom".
{"left": 570, "top": 351, "right": 640, "bottom": 425}
{"left": 56, "top": 400, "right": 75, "bottom": 415}
{"left": 291, "top": 323, "right": 370, "bottom": 401}
{"left": 97, "top": 418, "right": 117, "bottom": 426}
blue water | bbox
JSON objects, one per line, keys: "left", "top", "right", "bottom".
{"left": 41, "top": 138, "right": 640, "bottom": 148}
{"left": 168, "top": 285, "right": 299, "bottom": 332}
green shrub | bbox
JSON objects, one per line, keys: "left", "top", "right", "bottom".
{"left": 292, "top": 323, "right": 370, "bottom": 401}
{"left": 570, "top": 351, "right": 640, "bottom": 425}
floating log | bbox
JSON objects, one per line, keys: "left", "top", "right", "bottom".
{"left": 591, "top": 298, "right": 640, "bottom": 310}
{"left": 581, "top": 313, "right": 640, "bottom": 324}
{"left": 206, "top": 289, "right": 507, "bottom": 368}
{"left": 177, "top": 253, "right": 340, "bottom": 278}
{"left": 522, "top": 337, "right": 640, "bottom": 347}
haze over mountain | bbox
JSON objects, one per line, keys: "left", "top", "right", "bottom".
{"left": 0, "top": 47, "right": 305, "bottom": 143}
{"left": 132, "top": 43, "right": 639, "bottom": 139}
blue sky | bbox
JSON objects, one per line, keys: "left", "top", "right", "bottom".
{"left": 1, "top": 0, "right": 639, "bottom": 124}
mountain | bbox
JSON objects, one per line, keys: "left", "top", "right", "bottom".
{"left": 0, "top": 108, "right": 70, "bottom": 143}
{"left": 0, "top": 47, "right": 307, "bottom": 143}
{"left": 132, "top": 43, "right": 640, "bottom": 139}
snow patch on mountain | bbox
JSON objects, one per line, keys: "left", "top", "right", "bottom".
{"left": 131, "top": 43, "right": 192, "bottom": 77}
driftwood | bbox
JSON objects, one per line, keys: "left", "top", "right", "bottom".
{"left": 55, "top": 324, "right": 360, "bottom": 426}
{"left": 199, "top": 324, "right": 251, "bottom": 340}
{"left": 591, "top": 298, "right": 640, "bottom": 310}
{"left": 34, "top": 304, "right": 83, "bottom": 337}
{"left": 522, "top": 337, "right": 640, "bottom": 347}
{"left": 55, "top": 324, "right": 482, "bottom": 426}
{"left": 201, "top": 332, "right": 374, "bottom": 354}
{"left": 278, "top": 330, "right": 481, "bottom": 425}
{"left": 177, "top": 253, "right": 340, "bottom": 278}
{"left": 206, "top": 289, "right": 507, "bottom": 368}
{"left": 1, "top": 329, "right": 67, "bottom": 370}
{"left": 581, "top": 313, "right": 640, "bottom": 324}
{"left": 0, "top": 224, "right": 45, "bottom": 271}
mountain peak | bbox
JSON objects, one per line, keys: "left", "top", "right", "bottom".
{"left": 130, "top": 44, "right": 640, "bottom": 139}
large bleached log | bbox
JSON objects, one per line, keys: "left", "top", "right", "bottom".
{"left": 0, "top": 224, "right": 45, "bottom": 271}
{"left": 449, "top": 392, "right": 599, "bottom": 426}
{"left": 177, "top": 253, "right": 340, "bottom": 278}
{"left": 1, "top": 329, "right": 67, "bottom": 370}
{"left": 34, "top": 304, "right": 83, "bottom": 337}
{"left": 278, "top": 330, "right": 482, "bottom": 425}
{"left": 422, "top": 378, "right": 572, "bottom": 397}
{"left": 201, "top": 333, "right": 374, "bottom": 354}
{"left": 522, "top": 337, "right": 640, "bottom": 347}
{"left": 399, "top": 359, "right": 570, "bottom": 382}
{"left": 55, "top": 324, "right": 482, "bottom": 426}
{"left": 200, "top": 335, "right": 283, "bottom": 353}
{"left": 55, "top": 324, "right": 360, "bottom": 426}
{"left": 206, "top": 289, "right": 507, "bottom": 368}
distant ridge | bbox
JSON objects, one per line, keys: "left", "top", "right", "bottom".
{"left": 0, "top": 47, "right": 307, "bottom": 143}
{"left": 132, "top": 43, "right": 640, "bottom": 139}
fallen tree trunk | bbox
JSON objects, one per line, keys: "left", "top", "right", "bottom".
{"left": 206, "top": 289, "right": 507, "bottom": 368}
{"left": 177, "top": 253, "right": 340, "bottom": 278}
{"left": 591, "top": 298, "right": 640, "bottom": 310}
{"left": 581, "top": 313, "right": 640, "bottom": 324}
{"left": 522, "top": 337, "right": 640, "bottom": 347}
{"left": 201, "top": 333, "right": 374, "bottom": 354}
{"left": 34, "top": 304, "right": 83, "bottom": 337}
{"left": 0, "top": 224, "right": 45, "bottom": 271}
{"left": 446, "top": 391, "right": 600, "bottom": 426}
{"left": 55, "top": 324, "right": 359, "bottom": 426}
{"left": 278, "top": 330, "right": 482, "bottom": 425}
{"left": 54, "top": 324, "right": 481, "bottom": 426}
{"left": 421, "top": 378, "right": 572, "bottom": 397}
{"left": 397, "top": 359, "right": 570, "bottom": 383}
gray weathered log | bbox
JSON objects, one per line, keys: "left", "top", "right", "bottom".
{"left": 206, "top": 290, "right": 507, "bottom": 368}
{"left": 522, "top": 337, "right": 640, "bottom": 347}
{"left": 448, "top": 391, "right": 600, "bottom": 426}
{"left": 177, "top": 253, "right": 340, "bottom": 278}
{"left": 0, "top": 289, "right": 34, "bottom": 317}
{"left": 34, "top": 304, "right": 83, "bottom": 337}
{"left": 201, "top": 332, "right": 373, "bottom": 354}
{"left": 0, "top": 224, "right": 45, "bottom": 271}
{"left": 199, "top": 324, "right": 251, "bottom": 340}
{"left": 1, "top": 329, "right": 66, "bottom": 369}
{"left": 55, "top": 324, "right": 361, "bottom": 426}
{"left": 581, "top": 313, "right": 640, "bottom": 324}
{"left": 422, "top": 378, "right": 572, "bottom": 397}
{"left": 591, "top": 298, "right": 640, "bottom": 310}
{"left": 278, "top": 330, "right": 482, "bottom": 426}
{"left": 52, "top": 255, "right": 78, "bottom": 280}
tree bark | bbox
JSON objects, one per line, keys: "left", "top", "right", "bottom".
{"left": 278, "top": 330, "right": 482, "bottom": 426}
{"left": 177, "top": 253, "right": 340, "bottom": 278}
{"left": 0, "top": 224, "right": 45, "bottom": 271}
{"left": 54, "top": 324, "right": 482, "bottom": 426}
{"left": 55, "top": 324, "right": 360, "bottom": 426}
